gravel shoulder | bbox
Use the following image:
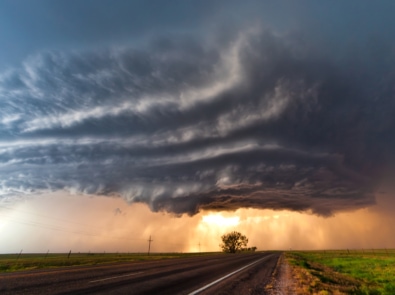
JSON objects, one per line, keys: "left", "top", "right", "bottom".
{"left": 266, "top": 253, "right": 297, "bottom": 295}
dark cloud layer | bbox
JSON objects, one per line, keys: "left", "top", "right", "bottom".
{"left": 0, "top": 26, "right": 394, "bottom": 216}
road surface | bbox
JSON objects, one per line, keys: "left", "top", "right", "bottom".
{"left": 0, "top": 252, "right": 280, "bottom": 294}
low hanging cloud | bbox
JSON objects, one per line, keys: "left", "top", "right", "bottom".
{"left": 0, "top": 27, "right": 394, "bottom": 216}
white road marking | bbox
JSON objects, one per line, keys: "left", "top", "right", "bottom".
{"left": 188, "top": 254, "right": 274, "bottom": 295}
{"left": 88, "top": 272, "right": 144, "bottom": 283}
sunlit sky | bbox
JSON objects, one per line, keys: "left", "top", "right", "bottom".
{"left": 1, "top": 0, "right": 395, "bottom": 253}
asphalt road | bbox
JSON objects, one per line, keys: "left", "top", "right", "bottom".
{"left": 0, "top": 252, "right": 280, "bottom": 295}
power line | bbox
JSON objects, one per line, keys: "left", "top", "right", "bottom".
{"left": 4, "top": 218, "right": 100, "bottom": 237}
{"left": 2, "top": 216, "right": 204, "bottom": 248}
{"left": 0, "top": 205, "right": 95, "bottom": 229}
{"left": 0, "top": 206, "right": 207, "bottom": 250}
{"left": 0, "top": 205, "right": 149, "bottom": 241}
{"left": 2, "top": 216, "right": 146, "bottom": 241}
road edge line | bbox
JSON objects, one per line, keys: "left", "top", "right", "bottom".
{"left": 187, "top": 254, "right": 274, "bottom": 295}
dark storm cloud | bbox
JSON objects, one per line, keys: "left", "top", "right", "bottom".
{"left": 0, "top": 0, "right": 223, "bottom": 67}
{"left": 0, "top": 25, "right": 394, "bottom": 215}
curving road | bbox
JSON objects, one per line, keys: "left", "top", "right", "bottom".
{"left": 0, "top": 252, "right": 280, "bottom": 294}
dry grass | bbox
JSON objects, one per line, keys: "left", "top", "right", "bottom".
{"left": 287, "top": 254, "right": 360, "bottom": 294}
{"left": 284, "top": 251, "right": 391, "bottom": 295}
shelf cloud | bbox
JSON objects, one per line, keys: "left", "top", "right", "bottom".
{"left": 1, "top": 25, "right": 394, "bottom": 216}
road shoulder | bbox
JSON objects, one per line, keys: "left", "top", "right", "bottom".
{"left": 266, "top": 253, "right": 297, "bottom": 295}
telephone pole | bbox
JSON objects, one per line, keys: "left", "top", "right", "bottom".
{"left": 148, "top": 235, "right": 153, "bottom": 256}
{"left": 199, "top": 241, "right": 201, "bottom": 253}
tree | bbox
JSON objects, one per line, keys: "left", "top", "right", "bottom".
{"left": 220, "top": 231, "right": 248, "bottom": 253}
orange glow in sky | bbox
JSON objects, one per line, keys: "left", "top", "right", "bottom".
{"left": 202, "top": 214, "right": 240, "bottom": 227}
{"left": 1, "top": 192, "right": 395, "bottom": 253}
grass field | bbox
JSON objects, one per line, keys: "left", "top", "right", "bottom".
{"left": 0, "top": 252, "right": 219, "bottom": 273}
{"left": 287, "top": 250, "right": 395, "bottom": 295}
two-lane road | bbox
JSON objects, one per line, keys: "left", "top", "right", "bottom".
{"left": 0, "top": 252, "right": 280, "bottom": 294}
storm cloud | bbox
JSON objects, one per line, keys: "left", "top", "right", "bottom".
{"left": 0, "top": 25, "right": 394, "bottom": 216}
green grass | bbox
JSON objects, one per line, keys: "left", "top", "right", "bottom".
{"left": 0, "top": 252, "right": 220, "bottom": 273}
{"left": 288, "top": 250, "right": 395, "bottom": 295}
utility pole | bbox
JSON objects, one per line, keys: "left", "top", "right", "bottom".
{"left": 148, "top": 235, "right": 153, "bottom": 256}
{"left": 17, "top": 249, "right": 23, "bottom": 261}
{"left": 199, "top": 242, "right": 201, "bottom": 253}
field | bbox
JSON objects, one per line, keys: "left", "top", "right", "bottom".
{"left": 286, "top": 250, "right": 395, "bottom": 295}
{"left": 0, "top": 252, "right": 218, "bottom": 273}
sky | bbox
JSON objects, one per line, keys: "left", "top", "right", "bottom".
{"left": 1, "top": 0, "right": 395, "bottom": 253}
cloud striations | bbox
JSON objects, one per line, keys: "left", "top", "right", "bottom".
{"left": 1, "top": 27, "right": 394, "bottom": 216}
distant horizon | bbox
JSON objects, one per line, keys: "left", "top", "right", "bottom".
{"left": 3, "top": 249, "right": 394, "bottom": 254}
{"left": 3, "top": 248, "right": 395, "bottom": 255}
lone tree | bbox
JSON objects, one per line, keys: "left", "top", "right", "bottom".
{"left": 220, "top": 231, "right": 248, "bottom": 253}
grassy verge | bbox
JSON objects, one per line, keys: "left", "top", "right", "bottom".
{"left": 286, "top": 250, "right": 395, "bottom": 295}
{"left": 0, "top": 252, "right": 220, "bottom": 273}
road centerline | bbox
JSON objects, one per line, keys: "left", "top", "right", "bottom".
{"left": 88, "top": 271, "right": 144, "bottom": 283}
{"left": 187, "top": 254, "right": 274, "bottom": 295}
